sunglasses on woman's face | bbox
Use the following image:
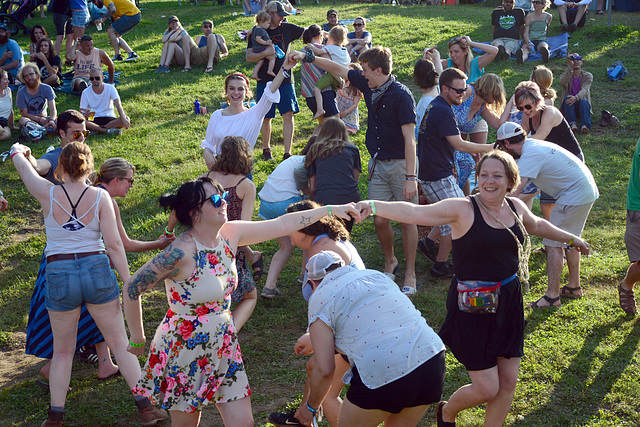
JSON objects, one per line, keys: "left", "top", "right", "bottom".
{"left": 516, "top": 104, "right": 534, "bottom": 112}
{"left": 121, "top": 177, "right": 134, "bottom": 185}
{"left": 72, "top": 130, "right": 90, "bottom": 139}
{"left": 204, "top": 192, "right": 228, "bottom": 208}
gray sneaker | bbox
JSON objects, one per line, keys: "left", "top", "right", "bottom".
{"left": 124, "top": 51, "right": 140, "bottom": 62}
{"left": 107, "top": 128, "right": 122, "bottom": 136}
{"left": 112, "top": 54, "right": 123, "bottom": 61}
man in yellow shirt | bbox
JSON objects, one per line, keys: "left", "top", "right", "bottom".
{"left": 91, "top": 0, "right": 141, "bottom": 62}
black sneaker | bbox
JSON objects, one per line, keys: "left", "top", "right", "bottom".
{"left": 112, "top": 54, "right": 123, "bottom": 61}
{"left": 417, "top": 238, "right": 438, "bottom": 263}
{"left": 561, "top": 23, "right": 569, "bottom": 32}
{"left": 495, "top": 45, "right": 506, "bottom": 62}
{"left": 262, "top": 148, "right": 273, "bottom": 161}
{"left": 268, "top": 410, "right": 302, "bottom": 426}
{"left": 283, "top": 152, "right": 291, "bottom": 160}
{"left": 431, "top": 261, "right": 454, "bottom": 279}
{"left": 569, "top": 23, "right": 578, "bottom": 32}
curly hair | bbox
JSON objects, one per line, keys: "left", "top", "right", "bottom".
{"left": 90, "top": 157, "right": 135, "bottom": 185}
{"left": 211, "top": 136, "right": 253, "bottom": 175}
{"left": 286, "top": 200, "right": 349, "bottom": 241}
{"left": 159, "top": 177, "right": 225, "bottom": 227}
{"left": 55, "top": 142, "right": 94, "bottom": 182}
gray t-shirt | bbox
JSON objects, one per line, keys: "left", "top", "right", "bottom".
{"left": 517, "top": 139, "right": 599, "bottom": 206}
{"left": 16, "top": 84, "right": 56, "bottom": 116}
{"left": 251, "top": 26, "right": 270, "bottom": 51}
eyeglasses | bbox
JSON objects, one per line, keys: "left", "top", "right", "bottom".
{"left": 353, "top": 23, "right": 363, "bottom": 27}
{"left": 121, "top": 177, "right": 134, "bottom": 185}
{"left": 203, "top": 192, "right": 228, "bottom": 208}
{"left": 516, "top": 104, "right": 533, "bottom": 112}
{"left": 72, "top": 130, "right": 90, "bottom": 139}
{"left": 89, "top": 76, "right": 101, "bottom": 81}
{"left": 203, "top": 24, "right": 212, "bottom": 28}
{"left": 444, "top": 84, "right": 468, "bottom": 95}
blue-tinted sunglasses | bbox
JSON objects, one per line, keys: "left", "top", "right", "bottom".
{"left": 203, "top": 191, "right": 228, "bottom": 208}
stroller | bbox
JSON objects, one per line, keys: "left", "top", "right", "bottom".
{"left": 0, "top": 0, "right": 47, "bottom": 36}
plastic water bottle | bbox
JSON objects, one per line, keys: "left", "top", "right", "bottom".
{"left": 96, "top": 22, "right": 102, "bottom": 31}
{"left": 274, "top": 45, "right": 285, "bottom": 59}
{"left": 194, "top": 99, "right": 201, "bottom": 115}
{"left": 391, "top": 0, "right": 396, "bottom": 5}
{"left": 608, "top": 64, "right": 623, "bottom": 81}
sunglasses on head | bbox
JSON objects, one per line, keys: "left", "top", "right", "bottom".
{"left": 204, "top": 192, "right": 228, "bottom": 208}
{"left": 353, "top": 22, "right": 363, "bottom": 27}
{"left": 72, "top": 130, "right": 90, "bottom": 139}
{"left": 444, "top": 84, "right": 468, "bottom": 95}
{"left": 89, "top": 76, "right": 101, "bottom": 81}
{"left": 516, "top": 104, "right": 533, "bottom": 112}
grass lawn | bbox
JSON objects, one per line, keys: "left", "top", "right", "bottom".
{"left": 0, "top": 0, "right": 639, "bottom": 425}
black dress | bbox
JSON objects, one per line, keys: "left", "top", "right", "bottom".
{"left": 439, "top": 196, "right": 526, "bottom": 371}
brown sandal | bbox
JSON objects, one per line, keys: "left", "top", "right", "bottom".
{"left": 560, "top": 285, "right": 583, "bottom": 299}
{"left": 618, "top": 283, "right": 637, "bottom": 315}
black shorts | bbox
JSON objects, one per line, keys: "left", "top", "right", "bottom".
{"left": 93, "top": 117, "right": 116, "bottom": 126}
{"left": 567, "top": 8, "right": 587, "bottom": 27}
{"left": 305, "top": 90, "right": 339, "bottom": 118}
{"left": 53, "top": 13, "right": 73, "bottom": 36}
{"left": 346, "top": 350, "right": 446, "bottom": 414}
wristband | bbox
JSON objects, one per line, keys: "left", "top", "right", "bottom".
{"left": 281, "top": 67, "right": 290, "bottom": 79}
{"left": 165, "top": 226, "right": 175, "bottom": 237}
{"left": 327, "top": 205, "right": 332, "bottom": 216}
{"left": 303, "top": 50, "right": 316, "bottom": 63}
{"left": 306, "top": 402, "right": 318, "bottom": 415}
{"left": 369, "top": 200, "right": 376, "bottom": 215}
{"left": 406, "top": 177, "right": 417, "bottom": 181}
{"left": 568, "top": 236, "right": 575, "bottom": 246}
{"left": 11, "top": 151, "right": 23, "bottom": 159}
{"left": 129, "top": 340, "right": 145, "bottom": 348}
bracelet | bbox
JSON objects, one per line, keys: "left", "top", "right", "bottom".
{"left": 164, "top": 226, "right": 175, "bottom": 237}
{"left": 306, "top": 402, "right": 318, "bottom": 415}
{"left": 303, "top": 50, "right": 316, "bottom": 63}
{"left": 11, "top": 151, "right": 23, "bottom": 159}
{"left": 129, "top": 340, "right": 145, "bottom": 348}
{"left": 327, "top": 205, "right": 332, "bottom": 216}
{"left": 405, "top": 174, "right": 416, "bottom": 178}
{"left": 406, "top": 177, "right": 417, "bottom": 181}
{"left": 568, "top": 236, "right": 575, "bottom": 246}
{"left": 281, "top": 67, "right": 290, "bottom": 79}
{"left": 369, "top": 200, "right": 376, "bottom": 215}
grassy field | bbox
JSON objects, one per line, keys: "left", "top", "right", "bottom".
{"left": 0, "top": 0, "right": 639, "bottom": 425}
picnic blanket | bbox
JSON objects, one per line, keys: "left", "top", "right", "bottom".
{"left": 473, "top": 32, "right": 569, "bottom": 62}
{"left": 54, "top": 71, "right": 122, "bottom": 95}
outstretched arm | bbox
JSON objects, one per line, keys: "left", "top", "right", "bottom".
{"left": 289, "top": 50, "right": 349, "bottom": 80}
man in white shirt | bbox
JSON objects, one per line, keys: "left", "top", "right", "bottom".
{"left": 554, "top": 0, "right": 592, "bottom": 32}
{"left": 80, "top": 68, "right": 129, "bottom": 135}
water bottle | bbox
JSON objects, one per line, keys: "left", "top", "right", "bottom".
{"left": 274, "top": 45, "right": 285, "bottom": 59}
{"left": 194, "top": 99, "right": 201, "bottom": 115}
{"left": 96, "top": 22, "right": 102, "bottom": 31}
{"left": 608, "top": 64, "right": 623, "bottom": 81}
{"left": 391, "top": 0, "right": 396, "bottom": 5}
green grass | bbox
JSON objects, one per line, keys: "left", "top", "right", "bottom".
{"left": 1, "top": 0, "right": 640, "bottom": 425}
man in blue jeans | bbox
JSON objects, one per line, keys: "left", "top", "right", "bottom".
{"left": 559, "top": 52, "right": 592, "bottom": 134}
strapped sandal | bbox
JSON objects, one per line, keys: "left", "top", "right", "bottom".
{"left": 205, "top": 66, "right": 214, "bottom": 74}
{"left": 560, "top": 285, "right": 583, "bottom": 299}
{"left": 251, "top": 253, "right": 264, "bottom": 282}
{"left": 528, "top": 295, "right": 561, "bottom": 309}
{"left": 618, "top": 283, "right": 637, "bottom": 315}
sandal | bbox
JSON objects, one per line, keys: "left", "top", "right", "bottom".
{"left": 560, "top": 285, "right": 583, "bottom": 299}
{"left": 528, "top": 295, "right": 561, "bottom": 309}
{"left": 261, "top": 287, "right": 282, "bottom": 299}
{"left": 436, "top": 401, "right": 456, "bottom": 427}
{"left": 181, "top": 67, "right": 192, "bottom": 72}
{"left": 251, "top": 253, "right": 264, "bottom": 282}
{"left": 618, "top": 283, "right": 637, "bottom": 315}
{"left": 596, "top": 9, "right": 604, "bottom": 14}
{"left": 205, "top": 66, "right": 214, "bottom": 74}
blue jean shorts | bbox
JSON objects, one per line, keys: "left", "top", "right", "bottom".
{"left": 45, "top": 253, "right": 120, "bottom": 312}
{"left": 258, "top": 195, "right": 304, "bottom": 220}
{"left": 257, "top": 82, "right": 300, "bottom": 119}
{"left": 71, "top": 8, "right": 89, "bottom": 27}
{"left": 111, "top": 13, "right": 141, "bottom": 36}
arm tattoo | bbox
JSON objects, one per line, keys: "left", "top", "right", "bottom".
{"left": 127, "top": 267, "right": 158, "bottom": 301}
{"left": 299, "top": 215, "right": 312, "bottom": 227}
{"left": 152, "top": 246, "right": 185, "bottom": 271}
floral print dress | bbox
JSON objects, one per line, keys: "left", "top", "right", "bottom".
{"left": 133, "top": 238, "right": 251, "bottom": 413}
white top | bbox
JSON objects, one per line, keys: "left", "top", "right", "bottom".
{"left": 322, "top": 45, "right": 350, "bottom": 68}
{"left": 0, "top": 89, "right": 12, "bottom": 119}
{"left": 44, "top": 186, "right": 106, "bottom": 256}
{"left": 201, "top": 81, "right": 281, "bottom": 154}
{"left": 80, "top": 84, "right": 120, "bottom": 118}
{"left": 517, "top": 138, "right": 599, "bottom": 206}
{"left": 308, "top": 266, "right": 445, "bottom": 389}
{"left": 258, "top": 155, "right": 304, "bottom": 202}
{"left": 415, "top": 94, "right": 436, "bottom": 141}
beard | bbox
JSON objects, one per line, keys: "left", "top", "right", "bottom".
{"left": 505, "top": 147, "right": 521, "bottom": 160}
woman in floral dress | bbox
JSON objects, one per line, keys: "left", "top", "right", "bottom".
{"left": 123, "top": 176, "right": 360, "bottom": 426}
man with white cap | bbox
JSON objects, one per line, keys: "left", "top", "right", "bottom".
{"left": 293, "top": 250, "right": 446, "bottom": 427}
{"left": 495, "top": 122, "right": 599, "bottom": 308}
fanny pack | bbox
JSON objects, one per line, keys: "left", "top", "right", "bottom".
{"left": 457, "top": 273, "right": 517, "bottom": 314}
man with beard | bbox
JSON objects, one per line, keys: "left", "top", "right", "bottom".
{"left": 322, "top": 9, "right": 346, "bottom": 33}
{"left": 495, "top": 122, "right": 598, "bottom": 308}
{"left": 491, "top": 0, "right": 525, "bottom": 62}
{"left": 69, "top": 35, "right": 114, "bottom": 92}
{"left": 80, "top": 68, "right": 129, "bottom": 135}
{"left": 417, "top": 68, "right": 492, "bottom": 278}
{"left": 0, "top": 23, "right": 24, "bottom": 84}
{"left": 16, "top": 63, "right": 57, "bottom": 133}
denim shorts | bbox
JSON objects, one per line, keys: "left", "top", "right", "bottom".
{"left": 45, "top": 253, "right": 120, "bottom": 312}
{"left": 257, "top": 82, "right": 300, "bottom": 118}
{"left": 71, "top": 8, "right": 89, "bottom": 27}
{"left": 111, "top": 13, "right": 141, "bottom": 36}
{"left": 258, "top": 195, "right": 304, "bottom": 220}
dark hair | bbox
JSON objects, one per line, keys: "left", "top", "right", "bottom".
{"left": 57, "top": 110, "right": 85, "bottom": 134}
{"left": 30, "top": 25, "right": 48, "bottom": 44}
{"left": 80, "top": 35, "right": 93, "bottom": 43}
{"left": 36, "top": 37, "right": 55, "bottom": 59}
{"left": 302, "top": 24, "right": 322, "bottom": 44}
{"left": 286, "top": 200, "right": 349, "bottom": 241}
{"left": 413, "top": 58, "right": 438, "bottom": 90}
{"left": 55, "top": 142, "right": 93, "bottom": 182}
{"left": 211, "top": 136, "right": 253, "bottom": 175}
{"left": 159, "top": 177, "right": 224, "bottom": 227}
{"left": 300, "top": 135, "right": 317, "bottom": 156}
{"left": 359, "top": 46, "right": 392, "bottom": 75}
{"left": 439, "top": 67, "right": 467, "bottom": 89}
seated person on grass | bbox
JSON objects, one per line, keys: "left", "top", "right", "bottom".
{"left": 306, "top": 26, "right": 349, "bottom": 120}
{"left": 80, "top": 68, "right": 129, "bottom": 135}
{"left": 554, "top": 0, "right": 590, "bottom": 33}
{"left": 517, "top": 0, "right": 552, "bottom": 63}
{"left": 250, "top": 11, "right": 276, "bottom": 80}
{"left": 346, "top": 17, "right": 371, "bottom": 62}
{"left": 69, "top": 35, "right": 115, "bottom": 92}
{"left": 16, "top": 63, "right": 57, "bottom": 133}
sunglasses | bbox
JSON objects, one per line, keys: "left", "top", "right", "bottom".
{"left": 89, "top": 76, "right": 101, "bottom": 81}
{"left": 353, "top": 23, "right": 363, "bottom": 27}
{"left": 72, "top": 130, "right": 90, "bottom": 139}
{"left": 121, "top": 177, "right": 134, "bottom": 185}
{"left": 516, "top": 104, "right": 534, "bottom": 112}
{"left": 569, "top": 55, "right": 582, "bottom": 61}
{"left": 203, "top": 24, "right": 212, "bottom": 28}
{"left": 444, "top": 84, "right": 468, "bottom": 95}
{"left": 203, "top": 192, "right": 228, "bottom": 208}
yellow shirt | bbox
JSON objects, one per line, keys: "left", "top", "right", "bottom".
{"left": 106, "top": 0, "right": 140, "bottom": 18}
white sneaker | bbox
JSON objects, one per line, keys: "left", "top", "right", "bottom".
{"left": 401, "top": 286, "right": 417, "bottom": 296}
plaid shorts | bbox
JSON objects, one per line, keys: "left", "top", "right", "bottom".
{"left": 419, "top": 175, "right": 464, "bottom": 236}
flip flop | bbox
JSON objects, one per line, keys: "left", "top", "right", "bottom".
{"left": 251, "top": 253, "right": 264, "bottom": 282}
{"left": 560, "top": 285, "right": 583, "bottom": 299}
{"left": 205, "top": 66, "right": 214, "bottom": 74}
{"left": 528, "top": 295, "right": 561, "bottom": 309}
{"left": 98, "top": 370, "right": 121, "bottom": 381}
{"left": 35, "top": 379, "right": 50, "bottom": 391}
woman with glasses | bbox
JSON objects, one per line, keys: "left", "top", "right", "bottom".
{"left": 123, "top": 177, "right": 360, "bottom": 426}
{"left": 156, "top": 16, "right": 190, "bottom": 73}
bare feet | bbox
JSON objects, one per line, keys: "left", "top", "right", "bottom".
{"left": 267, "top": 70, "right": 276, "bottom": 77}
{"left": 312, "top": 108, "right": 325, "bottom": 120}
{"left": 250, "top": 73, "right": 260, "bottom": 81}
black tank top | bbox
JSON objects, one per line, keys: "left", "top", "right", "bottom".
{"left": 452, "top": 196, "right": 525, "bottom": 282}
{"left": 529, "top": 107, "right": 584, "bottom": 160}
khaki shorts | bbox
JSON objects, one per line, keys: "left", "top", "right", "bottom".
{"left": 493, "top": 37, "right": 519, "bottom": 55}
{"left": 625, "top": 210, "right": 640, "bottom": 262}
{"left": 543, "top": 201, "right": 593, "bottom": 247}
{"left": 367, "top": 157, "right": 418, "bottom": 204}
{"left": 190, "top": 45, "right": 221, "bottom": 66}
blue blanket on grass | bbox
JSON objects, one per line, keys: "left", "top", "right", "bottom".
{"left": 473, "top": 32, "right": 569, "bottom": 62}
{"left": 54, "top": 71, "right": 122, "bottom": 95}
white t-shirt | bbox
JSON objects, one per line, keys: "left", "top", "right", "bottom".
{"left": 258, "top": 155, "right": 304, "bottom": 202}
{"left": 323, "top": 45, "right": 350, "bottom": 68}
{"left": 0, "top": 89, "right": 12, "bottom": 120}
{"left": 517, "top": 139, "right": 599, "bottom": 206}
{"left": 79, "top": 84, "right": 120, "bottom": 118}
{"left": 308, "top": 266, "right": 445, "bottom": 389}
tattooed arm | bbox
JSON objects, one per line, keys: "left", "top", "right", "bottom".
{"left": 123, "top": 242, "right": 186, "bottom": 355}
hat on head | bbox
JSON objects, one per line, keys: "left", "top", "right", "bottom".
{"left": 327, "top": 9, "right": 338, "bottom": 18}
{"left": 268, "top": 1, "right": 290, "bottom": 16}
{"left": 203, "top": 19, "right": 213, "bottom": 26}
{"left": 168, "top": 15, "right": 179, "bottom": 24}
{"left": 301, "top": 251, "right": 345, "bottom": 301}
{"left": 496, "top": 122, "right": 524, "bottom": 141}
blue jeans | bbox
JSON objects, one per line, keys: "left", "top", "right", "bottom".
{"left": 562, "top": 96, "right": 591, "bottom": 130}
